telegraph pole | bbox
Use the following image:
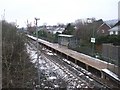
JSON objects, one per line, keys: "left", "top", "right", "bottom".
{"left": 1, "top": 9, "right": 5, "bottom": 20}
{"left": 35, "top": 17, "right": 40, "bottom": 88}
{"left": 3, "top": 9, "right": 5, "bottom": 20}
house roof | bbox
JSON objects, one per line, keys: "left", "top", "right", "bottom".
{"left": 87, "top": 19, "right": 110, "bottom": 33}
{"left": 97, "top": 23, "right": 111, "bottom": 32}
{"left": 58, "top": 34, "right": 73, "bottom": 37}
{"left": 94, "top": 19, "right": 111, "bottom": 28}
{"left": 109, "top": 20, "right": 120, "bottom": 32}
{"left": 108, "top": 26, "right": 120, "bottom": 32}
{"left": 113, "top": 21, "right": 120, "bottom": 27}
{"left": 87, "top": 19, "right": 104, "bottom": 30}
{"left": 93, "top": 19, "right": 104, "bottom": 26}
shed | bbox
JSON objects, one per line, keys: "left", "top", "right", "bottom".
{"left": 58, "top": 34, "right": 73, "bottom": 46}
{"left": 58, "top": 34, "right": 78, "bottom": 48}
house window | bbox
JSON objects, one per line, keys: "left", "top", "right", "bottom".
{"left": 115, "top": 31, "right": 118, "bottom": 35}
{"left": 110, "top": 31, "right": 113, "bottom": 35}
{"left": 102, "top": 29, "right": 105, "bottom": 33}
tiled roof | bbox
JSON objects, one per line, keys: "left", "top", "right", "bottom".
{"left": 114, "top": 21, "right": 120, "bottom": 27}
{"left": 109, "top": 26, "right": 120, "bottom": 31}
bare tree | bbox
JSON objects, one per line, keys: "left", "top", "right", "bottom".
{"left": 2, "top": 21, "right": 37, "bottom": 88}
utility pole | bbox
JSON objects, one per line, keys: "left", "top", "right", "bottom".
{"left": 1, "top": 9, "right": 5, "bottom": 20}
{"left": 3, "top": 9, "right": 5, "bottom": 20}
{"left": 35, "top": 17, "right": 40, "bottom": 88}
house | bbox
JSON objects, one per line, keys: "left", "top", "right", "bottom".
{"left": 109, "top": 21, "right": 120, "bottom": 35}
{"left": 52, "top": 27, "right": 65, "bottom": 34}
{"left": 92, "top": 19, "right": 111, "bottom": 37}
{"left": 58, "top": 34, "right": 78, "bottom": 48}
{"left": 84, "top": 19, "right": 111, "bottom": 38}
{"left": 88, "top": 19, "right": 111, "bottom": 53}
{"left": 97, "top": 23, "right": 111, "bottom": 36}
{"left": 109, "top": 26, "right": 120, "bottom": 35}
{"left": 44, "top": 25, "right": 65, "bottom": 34}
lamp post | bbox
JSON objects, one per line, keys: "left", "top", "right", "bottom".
{"left": 35, "top": 17, "right": 40, "bottom": 88}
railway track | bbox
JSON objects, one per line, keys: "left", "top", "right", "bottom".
{"left": 43, "top": 50, "right": 110, "bottom": 90}
{"left": 43, "top": 53, "right": 91, "bottom": 89}
{"left": 28, "top": 37, "right": 111, "bottom": 89}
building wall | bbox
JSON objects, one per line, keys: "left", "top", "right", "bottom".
{"left": 110, "top": 31, "right": 119, "bottom": 35}
{"left": 61, "top": 37, "right": 69, "bottom": 46}
{"left": 68, "top": 38, "right": 79, "bottom": 49}
{"left": 58, "top": 37, "right": 70, "bottom": 46}
{"left": 97, "top": 24, "right": 110, "bottom": 36}
{"left": 58, "top": 36, "right": 78, "bottom": 48}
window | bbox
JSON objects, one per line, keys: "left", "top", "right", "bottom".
{"left": 110, "top": 31, "right": 113, "bottom": 35}
{"left": 102, "top": 29, "right": 105, "bottom": 33}
{"left": 115, "top": 31, "right": 118, "bottom": 35}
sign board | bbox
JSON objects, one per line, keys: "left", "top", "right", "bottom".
{"left": 91, "top": 38, "right": 95, "bottom": 43}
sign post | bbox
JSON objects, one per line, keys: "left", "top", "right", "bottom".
{"left": 91, "top": 38, "right": 95, "bottom": 43}
{"left": 91, "top": 38, "right": 95, "bottom": 56}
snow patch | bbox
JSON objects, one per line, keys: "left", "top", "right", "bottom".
{"left": 102, "top": 69, "right": 120, "bottom": 82}
{"left": 63, "top": 58, "right": 70, "bottom": 64}
{"left": 46, "top": 52, "right": 54, "bottom": 55}
{"left": 48, "top": 76, "right": 57, "bottom": 80}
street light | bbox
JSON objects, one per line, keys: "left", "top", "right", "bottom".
{"left": 35, "top": 17, "right": 40, "bottom": 88}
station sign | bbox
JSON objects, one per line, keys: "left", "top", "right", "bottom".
{"left": 91, "top": 38, "right": 95, "bottom": 43}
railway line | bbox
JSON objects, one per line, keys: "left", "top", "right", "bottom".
{"left": 28, "top": 39, "right": 111, "bottom": 89}
{"left": 43, "top": 48, "right": 110, "bottom": 89}
{"left": 27, "top": 34, "right": 120, "bottom": 89}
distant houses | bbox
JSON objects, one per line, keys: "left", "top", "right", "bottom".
{"left": 57, "top": 19, "right": 111, "bottom": 49}
{"left": 38, "top": 25, "right": 65, "bottom": 34}
{"left": 17, "top": 27, "right": 27, "bottom": 33}
{"left": 52, "top": 27, "right": 65, "bottom": 34}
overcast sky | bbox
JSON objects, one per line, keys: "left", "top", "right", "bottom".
{"left": 0, "top": 0, "right": 119, "bottom": 27}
